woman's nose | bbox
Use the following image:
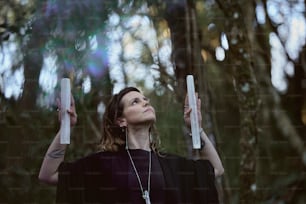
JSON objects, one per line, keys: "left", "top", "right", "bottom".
{"left": 143, "top": 100, "right": 149, "bottom": 106}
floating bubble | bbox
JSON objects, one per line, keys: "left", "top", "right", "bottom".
{"left": 63, "top": 59, "right": 74, "bottom": 72}
{"left": 86, "top": 49, "right": 109, "bottom": 78}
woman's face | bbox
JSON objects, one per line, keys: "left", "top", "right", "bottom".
{"left": 119, "top": 91, "right": 156, "bottom": 126}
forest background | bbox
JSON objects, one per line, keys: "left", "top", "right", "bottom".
{"left": 0, "top": 0, "right": 305, "bottom": 203}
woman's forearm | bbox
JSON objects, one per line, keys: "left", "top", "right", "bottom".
{"left": 199, "top": 130, "right": 224, "bottom": 177}
{"left": 38, "top": 131, "right": 67, "bottom": 185}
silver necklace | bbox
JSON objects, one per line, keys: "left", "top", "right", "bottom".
{"left": 126, "top": 148, "right": 152, "bottom": 204}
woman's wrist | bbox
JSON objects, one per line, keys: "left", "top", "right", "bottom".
{"left": 188, "top": 127, "right": 205, "bottom": 149}
{"left": 188, "top": 127, "right": 204, "bottom": 136}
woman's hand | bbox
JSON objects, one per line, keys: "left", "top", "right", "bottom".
{"left": 183, "top": 92, "right": 202, "bottom": 128}
{"left": 57, "top": 95, "right": 78, "bottom": 126}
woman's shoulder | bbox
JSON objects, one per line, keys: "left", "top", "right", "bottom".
{"left": 157, "top": 151, "right": 191, "bottom": 161}
{"left": 157, "top": 152, "right": 186, "bottom": 168}
{"left": 59, "top": 150, "right": 122, "bottom": 171}
{"left": 158, "top": 152, "right": 213, "bottom": 170}
{"left": 80, "top": 149, "right": 123, "bottom": 163}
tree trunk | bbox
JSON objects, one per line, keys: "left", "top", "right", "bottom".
{"left": 163, "top": 0, "right": 225, "bottom": 201}
{"left": 216, "top": 0, "right": 259, "bottom": 202}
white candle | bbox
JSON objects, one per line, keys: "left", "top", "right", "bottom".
{"left": 186, "top": 75, "right": 201, "bottom": 149}
{"left": 60, "top": 78, "right": 71, "bottom": 144}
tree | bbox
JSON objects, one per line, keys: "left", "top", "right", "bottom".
{"left": 1, "top": 0, "right": 305, "bottom": 203}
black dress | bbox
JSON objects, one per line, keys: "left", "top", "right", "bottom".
{"left": 56, "top": 146, "right": 218, "bottom": 204}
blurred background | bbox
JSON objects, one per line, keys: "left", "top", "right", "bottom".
{"left": 0, "top": 0, "right": 305, "bottom": 203}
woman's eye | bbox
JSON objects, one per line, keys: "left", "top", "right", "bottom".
{"left": 131, "top": 99, "right": 139, "bottom": 105}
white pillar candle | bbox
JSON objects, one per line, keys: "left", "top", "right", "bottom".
{"left": 186, "top": 75, "right": 201, "bottom": 149}
{"left": 60, "top": 78, "right": 71, "bottom": 144}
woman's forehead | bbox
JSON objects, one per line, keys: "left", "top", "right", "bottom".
{"left": 121, "top": 91, "right": 144, "bottom": 102}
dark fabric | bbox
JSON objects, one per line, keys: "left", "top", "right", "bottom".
{"left": 127, "top": 149, "right": 166, "bottom": 204}
{"left": 158, "top": 154, "right": 218, "bottom": 204}
{"left": 56, "top": 148, "right": 219, "bottom": 204}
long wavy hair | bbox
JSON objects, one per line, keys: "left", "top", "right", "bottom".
{"left": 98, "top": 87, "right": 160, "bottom": 152}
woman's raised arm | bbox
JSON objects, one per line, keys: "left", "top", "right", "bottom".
{"left": 184, "top": 94, "right": 224, "bottom": 177}
{"left": 38, "top": 96, "right": 77, "bottom": 185}
{"left": 38, "top": 131, "right": 67, "bottom": 185}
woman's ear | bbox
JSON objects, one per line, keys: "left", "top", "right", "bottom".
{"left": 116, "top": 117, "right": 127, "bottom": 127}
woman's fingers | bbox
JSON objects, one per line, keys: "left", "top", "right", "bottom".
{"left": 68, "top": 95, "right": 77, "bottom": 126}
{"left": 184, "top": 92, "right": 202, "bottom": 127}
{"left": 56, "top": 95, "right": 78, "bottom": 126}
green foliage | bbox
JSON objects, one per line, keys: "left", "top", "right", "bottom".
{"left": 0, "top": 0, "right": 305, "bottom": 204}
{"left": 150, "top": 89, "right": 187, "bottom": 156}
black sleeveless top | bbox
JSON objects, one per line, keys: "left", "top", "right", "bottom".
{"left": 126, "top": 149, "right": 166, "bottom": 203}
{"left": 56, "top": 147, "right": 218, "bottom": 203}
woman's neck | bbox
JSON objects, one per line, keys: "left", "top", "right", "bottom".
{"left": 126, "top": 126, "right": 151, "bottom": 151}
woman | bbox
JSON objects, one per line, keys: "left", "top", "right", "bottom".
{"left": 38, "top": 87, "right": 224, "bottom": 204}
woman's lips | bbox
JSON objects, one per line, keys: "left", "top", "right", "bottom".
{"left": 144, "top": 107, "right": 154, "bottom": 113}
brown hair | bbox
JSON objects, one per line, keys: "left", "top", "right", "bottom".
{"left": 98, "top": 87, "right": 160, "bottom": 152}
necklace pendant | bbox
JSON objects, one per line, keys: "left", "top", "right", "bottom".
{"left": 143, "top": 190, "right": 151, "bottom": 204}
